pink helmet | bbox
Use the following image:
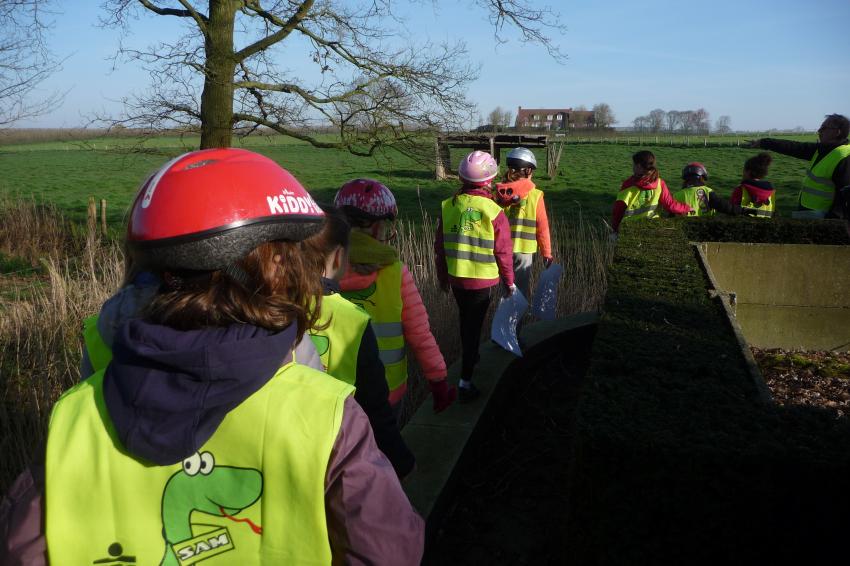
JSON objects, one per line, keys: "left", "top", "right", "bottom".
{"left": 459, "top": 150, "right": 498, "bottom": 184}
{"left": 334, "top": 178, "right": 398, "bottom": 221}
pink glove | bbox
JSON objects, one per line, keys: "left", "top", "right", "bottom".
{"left": 429, "top": 379, "right": 457, "bottom": 413}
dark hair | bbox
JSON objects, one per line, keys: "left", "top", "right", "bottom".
{"left": 503, "top": 167, "right": 532, "bottom": 183}
{"left": 303, "top": 204, "right": 351, "bottom": 264}
{"left": 632, "top": 150, "right": 659, "bottom": 183}
{"left": 744, "top": 152, "right": 772, "bottom": 179}
{"left": 825, "top": 114, "right": 850, "bottom": 139}
{"left": 144, "top": 240, "right": 323, "bottom": 340}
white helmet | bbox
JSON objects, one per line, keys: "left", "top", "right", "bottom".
{"left": 506, "top": 147, "right": 537, "bottom": 170}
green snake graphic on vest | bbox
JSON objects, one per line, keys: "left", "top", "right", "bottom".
{"left": 340, "top": 281, "right": 377, "bottom": 309}
{"left": 457, "top": 207, "right": 483, "bottom": 233}
{"left": 160, "top": 451, "right": 263, "bottom": 566}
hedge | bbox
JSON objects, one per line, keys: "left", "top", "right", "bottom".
{"left": 564, "top": 217, "right": 850, "bottom": 565}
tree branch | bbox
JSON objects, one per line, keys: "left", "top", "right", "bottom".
{"left": 235, "top": 0, "right": 313, "bottom": 62}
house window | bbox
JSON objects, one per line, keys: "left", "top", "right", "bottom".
{"left": 547, "top": 114, "right": 553, "bottom": 120}
{"left": 556, "top": 114, "right": 562, "bottom": 119}
{"left": 532, "top": 122, "right": 540, "bottom": 127}
{"left": 533, "top": 114, "right": 540, "bottom": 120}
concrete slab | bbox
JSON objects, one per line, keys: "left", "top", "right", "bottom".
{"left": 698, "top": 242, "right": 850, "bottom": 351}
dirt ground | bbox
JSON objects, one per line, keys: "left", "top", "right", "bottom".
{"left": 752, "top": 348, "right": 850, "bottom": 418}
{"left": 424, "top": 328, "right": 593, "bottom": 565}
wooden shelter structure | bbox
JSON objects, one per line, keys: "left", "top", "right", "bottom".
{"left": 435, "top": 134, "right": 564, "bottom": 179}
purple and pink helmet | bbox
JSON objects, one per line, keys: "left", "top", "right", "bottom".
{"left": 334, "top": 178, "right": 398, "bottom": 221}
{"left": 459, "top": 151, "right": 499, "bottom": 185}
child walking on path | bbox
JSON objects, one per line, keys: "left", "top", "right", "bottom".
{"left": 434, "top": 151, "right": 516, "bottom": 403}
{"left": 1, "top": 149, "right": 424, "bottom": 565}
{"left": 334, "top": 179, "right": 456, "bottom": 417}
{"left": 730, "top": 153, "right": 776, "bottom": 218}
{"left": 611, "top": 150, "right": 692, "bottom": 235}
{"left": 493, "top": 147, "right": 553, "bottom": 300}
{"left": 304, "top": 205, "right": 417, "bottom": 478}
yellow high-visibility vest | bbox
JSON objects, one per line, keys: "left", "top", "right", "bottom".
{"left": 504, "top": 188, "right": 543, "bottom": 253}
{"left": 741, "top": 190, "right": 775, "bottom": 218}
{"left": 441, "top": 193, "right": 503, "bottom": 279}
{"left": 618, "top": 179, "right": 662, "bottom": 220}
{"left": 310, "top": 292, "right": 370, "bottom": 385}
{"left": 672, "top": 185, "right": 715, "bottom": 217}
{"left": 800, "top": 144, "right": 850, "bottom": 211}
{"left": 340, "top": 261, "right": 407, "bottom": 393}
{"left": 83, "top": 315, "right": 112, "bottom": 373}
{"left": 46, "top": 362, "right": 353, "bottom": 565}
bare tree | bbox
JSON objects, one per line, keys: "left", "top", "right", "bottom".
{"left": 647, "top": 108, "right": 665, "bottom": 133}
{"left": 715, "top": 115, "right": 732, "bottom": 135}
{"left": 0, "top": 0, "right": 62, "bottom": 127}
{"left": 102, "top": 1, "right": 566, "bottom": 152}
{"left": 632, "top": 115, "right": 649, "bottom": 132}
{"left": 665, "top": 110, "right": 682, "bottom": 133}
{"left": 500, "top": 108, "right": 512, "bottom": 130}
{"left": 592, "top": 102, "right": 615, "bottom": 129}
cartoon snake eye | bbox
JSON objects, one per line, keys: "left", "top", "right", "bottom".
{"left": 182, "top": 453, "right": 202, "bottom": 476}
{"left": 199, "top": 452, "right": 215, "bottom": 476}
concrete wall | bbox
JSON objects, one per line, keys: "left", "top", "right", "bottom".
{"left": 699, "top": 242, "right": 850, "bottom": 351}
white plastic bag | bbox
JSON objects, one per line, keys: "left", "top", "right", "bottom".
{"left": 490, "top": 288, "right": 529, "bottom": 356}
{"left": 531, "top": 263, "right": 563, "bottom": 321}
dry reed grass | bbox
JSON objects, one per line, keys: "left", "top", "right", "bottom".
{"left": 0, "top": 204, "right": 613, "bottom": 492}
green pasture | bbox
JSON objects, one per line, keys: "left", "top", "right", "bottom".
{"left": 0, "top": 134, "right": 817, "bottom": 227}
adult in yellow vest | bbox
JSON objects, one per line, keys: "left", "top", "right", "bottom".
{"left": 304, "top": 205, "right": 416, "bottom": 478}
{"left": 673, "top": 162, "right": 743, "bottom": 217}
{"left": 493, "top": 147, "right": 554, "bottom": 301}
{"left": 335, "top": 179, "right": 456, "bottom": 418}
{"left": 435, "top": 151, "right": 516, "bottom": 403}
{"left": 749, "top": 114, "right": 850, "bottom": 218}
{"left": 0, "top": 149, "right": 424, "bottom": 565}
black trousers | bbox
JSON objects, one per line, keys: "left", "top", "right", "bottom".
{"left": 452, "top": 286, "right": 494, "bottom": 380}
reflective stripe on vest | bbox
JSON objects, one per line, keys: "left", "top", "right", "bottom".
{"left": 618, "top": 180, "right": 662, "bottom": 220}
{"left": 800, "top": 144, "right": 850, "bottom": 211}
{"left": 82, "top": 315, "right": 112, "bottom": 373}
{"left": 672, "top": 186, "right": 715, "bottom": 217}
{"left": 340, "top": 261, "right": 407, "bottom": 393}
{"left": 46, "top": 363, "right": 352, "bottom": 565}
{"left": 741, "top": 190, "right": 775, "bottom": 219}
{"left": 504, "top": 189, "right": 542, "bottom": 253}
{"left": 310, "top": 293, "right": 369, "bottom": 385}
{"left": 441, "top": 193, "right": 503, "bottom": 280}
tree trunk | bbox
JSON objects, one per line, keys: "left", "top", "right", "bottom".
{"left": 200, "top": 0, "right": 239, "bottom": 149}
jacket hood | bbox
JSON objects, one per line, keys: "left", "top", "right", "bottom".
{"left": 104, "top": 319, "right": 298, "bottom": 465}
{"left": 621, "top": 176, "right": 662, "bottom": 191}
{"left": 495, "top": 178, "right": 536, "bottom": 199}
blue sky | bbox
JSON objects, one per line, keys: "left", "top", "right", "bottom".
{"left": 21, "top": 0, "right": 850, "bottom": 131}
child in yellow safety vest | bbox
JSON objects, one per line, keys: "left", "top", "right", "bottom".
{"left": 673, "top": 162, "right": 743, "bottom": 217}
{"left": 0, "top": 149, "right": 424, "bottom": 565}
{"left": 434, "top": 151, "right": 516, "bottom": 403}
{"left": 303, "top": 205, "right": 417, "bottom": 478}
{"left": 611, "top": 150, "right": 692, "bottom": 235}
{"left": 493, "top": 147, "right": 554, "bottom": 300}
{"left": 730, "top": 153, "right": 777, "bottom": 218}
{"left": 334, "top": 179, "right": 456, "bottom": 418}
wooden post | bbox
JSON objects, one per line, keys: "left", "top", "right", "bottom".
{"left": 435, "top": 137, "right": 449, "bottom": 180}
{"left": 489, "top": 137, "right": 496, "bottom": 158}
{"left": 87, "top": 196, "right": 97, "bottom": 240}
{"left": 100, "top": 199, "right": 107, "bottom": 236}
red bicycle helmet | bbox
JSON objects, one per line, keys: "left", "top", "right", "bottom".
{"left": 333, "top": 178, "right": 398, "bottom": 221}
{"left": 682, "top": 162, "right": 709, "bottom": 180}
{"left": 127, "top": 148, "right": 324, "bottom": 271}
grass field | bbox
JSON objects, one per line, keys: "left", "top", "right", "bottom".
{"left": 0, "top": 132, "right": 818, "bottom": 228}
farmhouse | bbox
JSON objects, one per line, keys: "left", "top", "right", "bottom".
{"left": 515, "top": 107, "right": 596, "bottom": 130}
